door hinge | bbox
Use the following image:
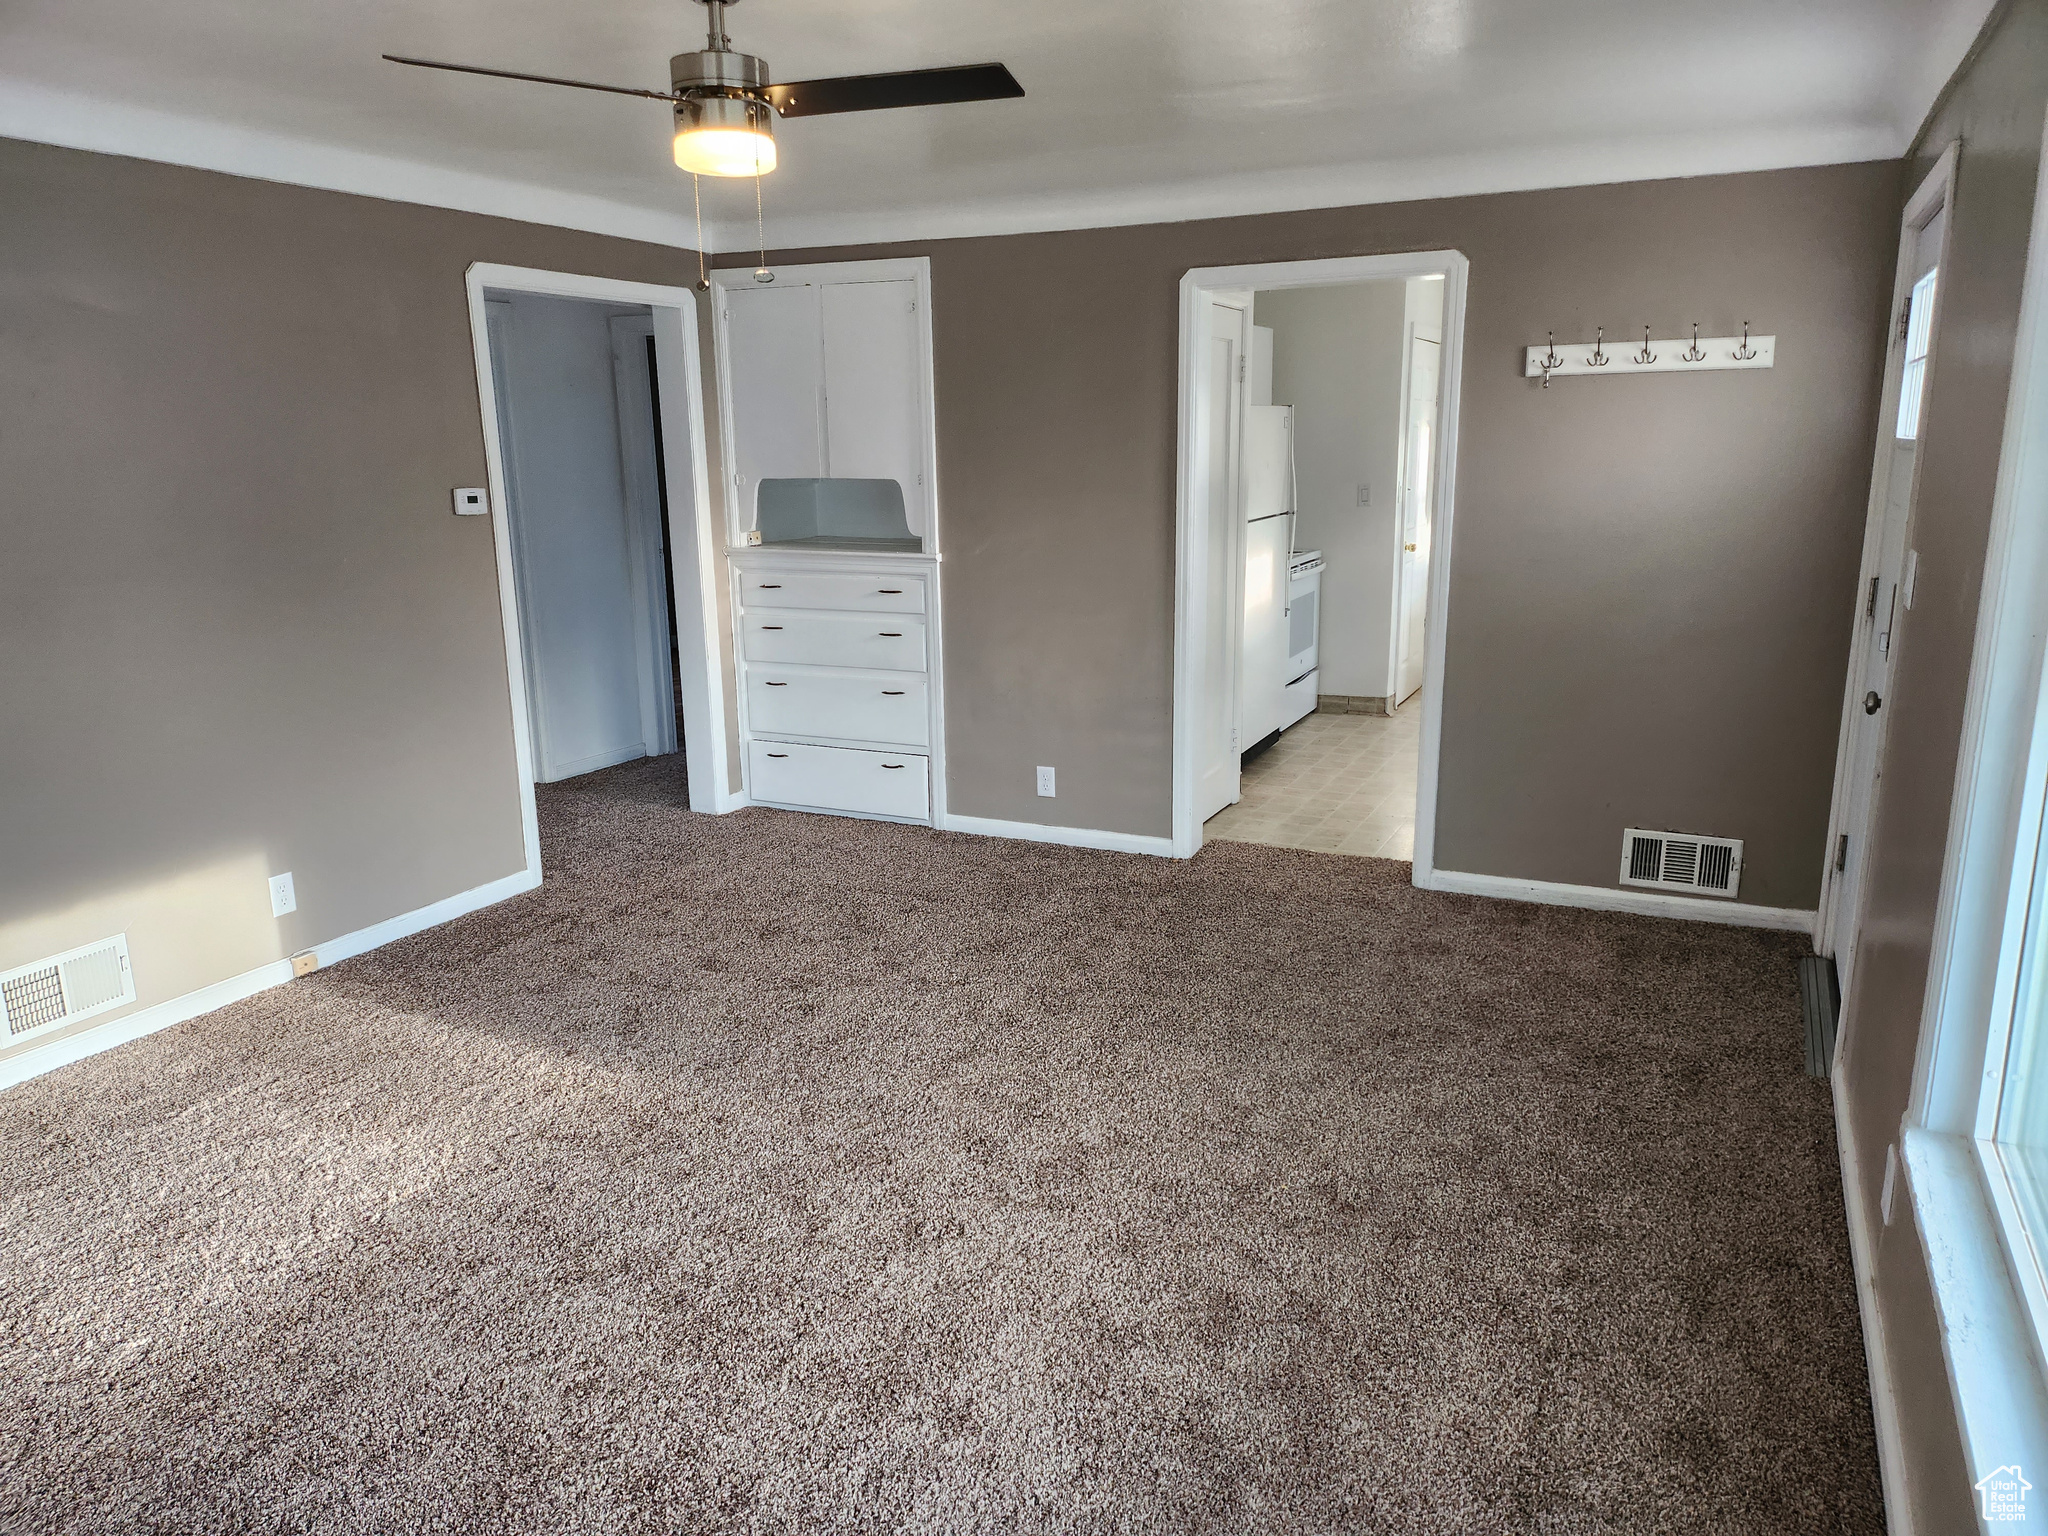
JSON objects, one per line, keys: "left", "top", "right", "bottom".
{"left": 1897, "top": 298, "right": 1911, "bottom": 344}
{"left": 1866, "top": 575, "right": 1880, "bottom": 619}
{"left": 1238, "top": 355, "right": 1247, "bottom": 382}
{"left": 1836, "top": 833, "right": 1849, "bottom": 872}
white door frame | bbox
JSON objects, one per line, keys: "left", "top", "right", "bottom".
{"left": 465, "top": 262, "right": 737, "bottom": 881}
{"left": 1171, "top": 250, "right": 1470, "bottom": 873}
{"left": 1815, "top": 144, "right": 1960, "bottom": 979}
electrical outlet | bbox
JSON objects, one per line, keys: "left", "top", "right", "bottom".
{"left": 1881, "top": 1144, "right": 1898, "bottom": 1225}
{"left": 1036, "top": 765, "right": 1056, "bottom": 797}
{"left": 291, "top": 952, "right": 319, "bottom": 978}
{"left": 452, "top": 487, "right": 489, "bottom": 516}
{"left": 1357, "top": 484, "right": 1371, "bottom": 506}
{"left": 269, "top": 872, "right": 297, "bottom": 918}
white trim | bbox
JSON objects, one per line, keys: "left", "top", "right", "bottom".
{"left": 1913, "top": 115, "right": 2048, "bottom": 1139}
{"left": 0, "top": 867, "right": 541, "bottom": 1092}
{"left": 1419, "top": 868, "right": 1816, "bottom": 933}
{"left": 940, "top": 813, "right": 1178, "bottom": 859}
{"left": 745, "top": 125, "right": 1901, "bottom": 254}
{"left": 0, "top": 80, "right": 703, "bottom": 250}
{"left": 1894, "top": 0, "right": 2002, "bottom": 144}
{"left": 464, "top": 264, "right": 739, "bottom": 841}
{"left": 1815, "top": 144, "right": 1960, "bottom": 999}
{"left": 1832, "top": 1061, "right": 1917, "bottom": 1536}
{"left": 1172, "top": 251, "right": 1469, "bottom": 883}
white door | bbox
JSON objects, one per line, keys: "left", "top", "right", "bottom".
{"left": 609, "top": 314, "right": 678, "bottom": 758}
{"left": 822, "top": 280, "right": 927, "bottom": 540}
{"left": 1827, "top": 196, "right": 1948, "bottom": 989}
{"left": 487, "top": 293, "right": 658, "bottom": 782}
{"left": 1395, "top": 331, "right": 1441, "bottom": 706}
{"left": 1197, "top": 302, "right": 1248, "bottom": 821}
{"left": 723, "top": 285, "right": 824, "bottom": 537}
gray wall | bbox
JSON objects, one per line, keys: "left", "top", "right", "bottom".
{"left": 735, "top": 160, "right": 1898, "bottom": 907}
{"left": 1838, "top": 0, "right": 2048, "bottom": 1524}
{"left": 1254, "top": 282, "right": 1407, "bottom": 700}
{"left": 0, "top": 137, "right": 695, "bottom": 1064}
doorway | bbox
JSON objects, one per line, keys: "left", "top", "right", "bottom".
{"left": 1172, "top": 253, "right": 1466, "bottom": 873}
{"left": 464, "top": 264, "right": 734, "bottom": 879}
{"left": 1817, "top": 147, "right": 1958, "bottom": 997}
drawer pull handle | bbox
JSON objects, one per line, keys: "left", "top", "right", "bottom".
{"left": 878, "top": 631, "right": 903, "bottom": 637}
{"left": 761, "top": 625, "right": 784, "bottom": 630}
{"left": 882, "top": 763, "right": 905, "bottom": 770}
{"left": 758, "top": 583, "right": 782, "bottom": 589}
{"left": 764, "top": 681, "right": 788, "bottom": 687}
{"left": 766, "top": 752, "right": 789, "bottom": 758}
{"left": 878, "top": 588, "right": 903, "bottom": 594}
{"left": 882, "top": 690, "right": 905, "bottom": 696}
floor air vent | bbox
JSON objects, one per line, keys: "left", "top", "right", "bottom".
{"left": 0, "top": 935, "right": 134, "bottom": 1045}
{"left": 1620, "top": 829, "right": 1742, "bottom": 899}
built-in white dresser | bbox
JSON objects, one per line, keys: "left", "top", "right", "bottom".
{"left": 733, "top": 553, "right": 941, "bottom": 822}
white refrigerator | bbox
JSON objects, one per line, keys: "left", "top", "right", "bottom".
{"left": 1242, "top": 404, "right": 1307, "bottom": 747}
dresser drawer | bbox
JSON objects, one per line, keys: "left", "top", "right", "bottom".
{"left": 742, "top": 571, "right": 926, "bottom": 614}
{"left": 749, "top": 740, "right": 929, "bottom": 819}
{"left": 746, "top": 667, "right": 928, "bottom": 747}
{"left": 742, "top": 612, "right": 927, "bottom": 671}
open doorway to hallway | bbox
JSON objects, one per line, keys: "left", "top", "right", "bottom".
{"left": 483, "top": 289, "right": 684, "bottom": 787}
{"left": 1196, "top": 270, "right": 1448, "bottom": 861}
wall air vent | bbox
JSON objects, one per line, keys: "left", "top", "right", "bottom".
{"left": 1620, "top": 829, "right": 1742, "bottom": 899}
{"left": 0, "top": 935, "right": 134, "bottom": 1046}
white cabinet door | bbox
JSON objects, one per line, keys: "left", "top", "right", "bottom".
{"left": 1242, "top": 515, "right": 1292, "bottom": 746}
{"left": 725, "top": 286, "right": 824, "bottom": 531}
{"left": 749, "top": 740, "right": 929, "bottom": 819}
{"left": 822, "top": 280, "right": 926, "bottom": 538}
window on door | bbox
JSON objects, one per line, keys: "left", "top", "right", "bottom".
{"left": 1896, "top": 267, "right": 1939, "bottom": 439}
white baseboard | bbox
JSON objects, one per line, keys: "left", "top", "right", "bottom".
{"left": 941, "top": 812, "right": 1180, "bottom": 859}
{"left": 1832, "top": 1062, "right": 1916, "bottom": 1536}
{"left": 1420, "top": 868, "right": 1817, "bottom": 933}
{"left": 546, "top": 743, "right": 648, "bottom": 781}
{"left": 0, "top": 866, "right": 542, "bottom": 1092}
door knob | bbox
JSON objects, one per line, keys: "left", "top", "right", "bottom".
{"left": 1865, "top": 691, "right": 1883, "bottom": 715}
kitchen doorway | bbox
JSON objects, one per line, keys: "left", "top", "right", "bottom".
{"left": 1172, "top": 254, "right": 1464, "bottom": 870}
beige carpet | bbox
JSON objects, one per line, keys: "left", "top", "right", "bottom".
{"left": 1, "top": 754, "right": 1881, "bottom": 1534}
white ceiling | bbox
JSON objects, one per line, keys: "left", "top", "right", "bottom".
{"left": 0, "top": 0, "right": 1996, "bottom": 252}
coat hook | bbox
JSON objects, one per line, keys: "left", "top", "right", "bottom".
{"left": 1539, "top": 331, "right": 1562, "bottom": 389}
{"left": 1586, "top": 327, "right": 1610, "bottom": 368}
{"left": 1633, "top": 326, "right": 1656, "bottom": 365}
{"left": 1679, "top": 322, "right": 1708, "bottom": 363}
{"left": 1731, "top": 320, "right": 1758, "bottom": 361}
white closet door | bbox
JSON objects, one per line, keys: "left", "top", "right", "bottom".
{"left": 725, "top": 286, "right": 824, "bottom": 530}
{"left": 822, "top": 280, "right": 926, "bottom": 538}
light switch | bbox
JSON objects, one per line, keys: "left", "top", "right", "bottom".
{"left": 453, "top": 487, "right": 489, "bottom": 516}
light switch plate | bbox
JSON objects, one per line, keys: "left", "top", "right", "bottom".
{"left": 269, "top": 872, "right": 297, "bottom": 918}
{"left": 453, "top": 487, "right": 489, "bottom": 516}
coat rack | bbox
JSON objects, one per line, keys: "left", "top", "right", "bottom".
{"left": 1526, "top": 322, "right": 1774, "bottom": 387}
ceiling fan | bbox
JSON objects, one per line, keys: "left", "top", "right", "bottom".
{"left": 385, "top": 0, "right": 1024, "bottom": 178}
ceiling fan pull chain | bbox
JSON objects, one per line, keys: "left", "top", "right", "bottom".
{"left": 754, "top": 145, "right": 771, "bottom": 283}
{"left": 693, "top": 173, "right": 709, "bottom": 291}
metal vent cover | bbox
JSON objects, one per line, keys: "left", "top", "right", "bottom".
{"left": 0, "top": 936, "right": 134, "bottom": 1045}
{"left": 1620, "top": 829, "right": 1742, "bottom": 899}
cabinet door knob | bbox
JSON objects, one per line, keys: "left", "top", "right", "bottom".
{"left": 1404, "top": 543, "right": 1417, "bottom": 552}
{"left": 878, "top": 588, "right": 903, "bottom": 594}
{"left": 879, "top": 631, "right": 903, "bottom": 637}
{"left": 764, "top": 681, "right": 787, "bottom": 687}
{"left": 761, "top": 625, "right": 783, "bottom": 630}
{"left": 1865, "top": 690, "right": 1883, "bottom": 715}
{"left": 758, "top": 583, "right": 781, "bottom": 589}
{"left": 882, "top": 763, "right": 905, "bottom": 769}
{"left": 766, "top": 752, "right": 788, "bottom": 758}
{"left": 882, "top": 690, "right": 904, "bottom": 696}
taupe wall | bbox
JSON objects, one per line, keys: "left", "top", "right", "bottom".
{"left": 1838, "top": 0, "right": 2048, "bottom": 1523}
{"left": 1254, "top": 282, "right": 1407, "bottom": 700}
{"left": 728, "top": 161, "right": 1898, "bottom": 906}
{"left": 0, "top": 137, "right": 696, "bottom": 1062}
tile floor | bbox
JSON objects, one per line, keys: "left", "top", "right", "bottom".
{"left": 1204, "top": 707, "right": 1420, "bottom": 859}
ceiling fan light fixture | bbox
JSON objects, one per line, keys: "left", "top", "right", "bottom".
{"left": 673, "top": 120, "right": 776, "bottom": 176}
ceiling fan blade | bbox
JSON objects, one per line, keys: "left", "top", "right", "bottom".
{"left": 766, "top": 63, "right": 1023, "bottom": 119}
{"left": 382, "top": 54, "right": 679, "bottom": 103}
